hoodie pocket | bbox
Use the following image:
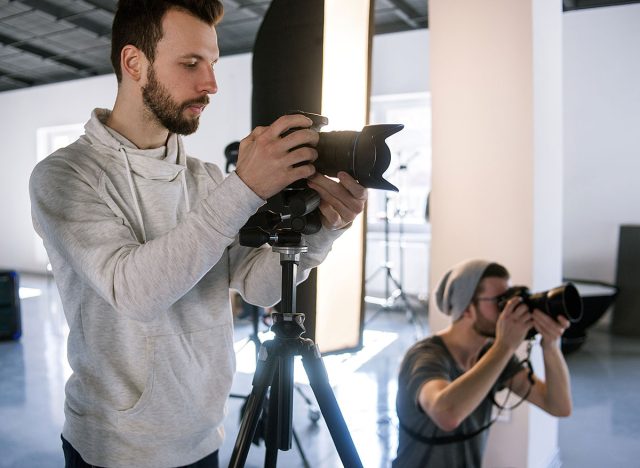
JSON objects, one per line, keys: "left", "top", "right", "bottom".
{"left": 116, "top": 325, "right": 235, "bottom": 435}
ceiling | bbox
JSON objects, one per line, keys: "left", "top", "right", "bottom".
{"left": 0, "top": 0, "right": 636, "bottom": 93}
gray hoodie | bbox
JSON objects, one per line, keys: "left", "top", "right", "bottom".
{"left": 29, "top": 109, "right": 342, "bottom": 467}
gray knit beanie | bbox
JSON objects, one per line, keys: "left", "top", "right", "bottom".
{"left": 434, "top": 259, "right": 493, "bottom": 321}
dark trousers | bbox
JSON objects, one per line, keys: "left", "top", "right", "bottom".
{"left": 61, "top": 435, "right": 219, "bottom": 468}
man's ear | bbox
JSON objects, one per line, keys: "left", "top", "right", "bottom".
{"left": 121, "top": 45, "right": 147, "bottom": 82}
{"left": 462, "top": 303, "right": 476, "bottom": 321}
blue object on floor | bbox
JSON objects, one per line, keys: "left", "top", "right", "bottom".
{"left": 0, "top": 270, "right": 22, "bottom": 340}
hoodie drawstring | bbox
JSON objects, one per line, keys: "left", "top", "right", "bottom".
{"left": 181, "top": 169, "right": 191, "bottom": 212}
{"left": 118, "top": 146, "right": 191, "bottom": 243}
{"left": 119, "top": 147, "right": 148, "bottom": 243}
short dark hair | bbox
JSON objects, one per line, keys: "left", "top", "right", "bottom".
{"left": 473, "top": 262, "right": 509, "bottom": 300}
{"left": 110, "top": 0, "right": 224, "bottom": 82}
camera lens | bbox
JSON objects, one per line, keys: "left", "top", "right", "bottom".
{"left": 286, "top": 110, "right": 403, "bottom": 191}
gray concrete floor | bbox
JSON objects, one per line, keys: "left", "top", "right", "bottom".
{"left": 1, "top": 274, "right": 639, "bottom": 467}
{"left": 558, "top": 319, "right": 640, "bottom": 467}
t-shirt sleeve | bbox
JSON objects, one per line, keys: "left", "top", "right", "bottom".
{"left": 402, "top": 342, "right": 454, "bottom": 410}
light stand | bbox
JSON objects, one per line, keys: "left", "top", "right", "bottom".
{"left": 229, "top": 230, "right": 362, "bottom": 468}
{"left": 364, "top": 156, "right": 423, "bottom": 338}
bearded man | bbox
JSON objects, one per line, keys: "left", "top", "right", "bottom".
{"left": 29, "top": 1, "right": 367, "bottom": 467}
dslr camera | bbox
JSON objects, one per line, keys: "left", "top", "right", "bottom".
{"left": 239, "top": 111, "right": 403, "bottom": 247}
{"left": 497, "top": 283, "right": 583, "bottom": 339}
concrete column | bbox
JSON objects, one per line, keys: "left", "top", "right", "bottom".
{"left": 428, "top": 0, "right": 564, "bottom": 466}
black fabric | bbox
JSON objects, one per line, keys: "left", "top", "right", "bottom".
{"left": 399, "top": 416, "right": 495, "bottom": 446}
{"left": 249, "top": 0, "right": 330, "bottom": 347}
{"left": 62, "top": 435, "right": 102, "bottom": 468}
{"left": 251, "top": 0, "right": 324, "bottom": 127}
{"left": 61, "top": 435, "right": 219, "bottom": 468}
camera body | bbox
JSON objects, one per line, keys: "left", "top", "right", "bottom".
{"left": 239, "top": 111, "right": 404, "bottom": 245}
{"left": 497, "top": 283, "right": 583, "bottom": 339}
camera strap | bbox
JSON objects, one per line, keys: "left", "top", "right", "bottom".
{"left": 491, "top": 340, "right": 535, "bottom": 410}
{"left": 401, "top": 341, "right": 536, "bottom": 447}
{"left": 399, "top": 417, "right": 496, "bottom": 445}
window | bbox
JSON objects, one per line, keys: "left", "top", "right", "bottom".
{"left": 365, "top": 93, "right": 431, "bottom": 300}
{"left": 34, "top": 124, "right": 84, "bottom": 266}
{"left": 368, "top": 93, "right": 431, "bottom": 232}
{"left": 36, "top": 123, "right": 84, "bottom": 162}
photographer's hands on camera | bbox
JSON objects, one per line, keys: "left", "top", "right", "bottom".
{"left": 235, "top": 114, "right": 367, "bottom": 230}
{"left": 496, "top": 298, "right": 571, "bottom": 352}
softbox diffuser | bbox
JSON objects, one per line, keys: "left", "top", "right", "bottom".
{"left": 251, "top": 0, "right": 368, "bottom": 354}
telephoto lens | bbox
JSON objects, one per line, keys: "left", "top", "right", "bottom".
{"left": 498, "top": 283, "right": 583, "bottom": 338}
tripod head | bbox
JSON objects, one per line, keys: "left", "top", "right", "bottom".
{"left": 240, "top": 223, "right": 310, "bottom": 341}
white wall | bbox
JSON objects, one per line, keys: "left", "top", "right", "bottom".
{"left": 0, "top": 53, "right": 252, "bottom": 273}
{"left": 0, "top": 74, "right": 117, "bottom": 273}
{"left": 562, "top": 4, "right": 640, "bottom": 284}
{"left": 372, "top": 29, "right": 429, "bottom": 96}
{"left": 2, "top": 5, "right": 640, "bottom": 286}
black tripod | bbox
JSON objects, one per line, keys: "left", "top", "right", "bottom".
{"left": 229, "top": 233, "right": 363, "bottom": 468}
{"left": 229, "top": 298, "right": 318, "bottom": 467}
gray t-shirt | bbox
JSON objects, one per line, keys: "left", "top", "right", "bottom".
{"left": 393, "top": 335, "right": 523, "bottom": 468}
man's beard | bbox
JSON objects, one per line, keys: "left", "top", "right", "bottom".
{"left": 473, "top": 311, "right": 496, "bottom": 338}
{"left": 142, "top": 66, "right": 209, "bottom": 135}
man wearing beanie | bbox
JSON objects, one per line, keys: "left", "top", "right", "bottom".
{"left": 392, "top": 259, "right": 573, "bottom": 468}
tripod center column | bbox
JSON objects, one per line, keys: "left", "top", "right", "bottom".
{"left": 272, "top": 244, "right": 309, "bottom": 339}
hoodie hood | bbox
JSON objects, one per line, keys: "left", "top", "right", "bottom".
{"left": 82, "top": 108, "right": 191, "bottom": 243}
{"left": 83, "top": 108, "right": 187, "bottom": 182}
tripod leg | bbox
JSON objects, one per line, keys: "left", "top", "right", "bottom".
{"left": 292, "top": 427, "right": 311, "bottom": 468}
{"left": 264, "top": 370, "right": 279, "bottom": 468}
{"left": 301, "top": 344, "right": 364, "bottom": 468}
{"left": 387, "top": 273, "right": 424, "bottom": 338}
{"left": 264, "top": 361, "right": 313, "bottom": 468}
{"left": 276, "top": 354, "right": 295, "bottom": 450}
{"left": 229, "top": 344, "right": 278, "bottom": 468}
{"left": 369, "top": 263, "right": 424, "bottom": 338}
{"left": 265, "top": 350, "right": 296, "bottom": 466}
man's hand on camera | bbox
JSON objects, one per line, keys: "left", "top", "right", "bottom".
{"left": 235, "top": 114, "right": 319, "bottom": 200}
{"left": 532, "top": 310, "right": 570, "bottom": 349}
{"left": 306, "top": 172, "right": 368, "bottom": 230}
{"left": 495, "top": 297, "right": 533, "bottom": 353}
